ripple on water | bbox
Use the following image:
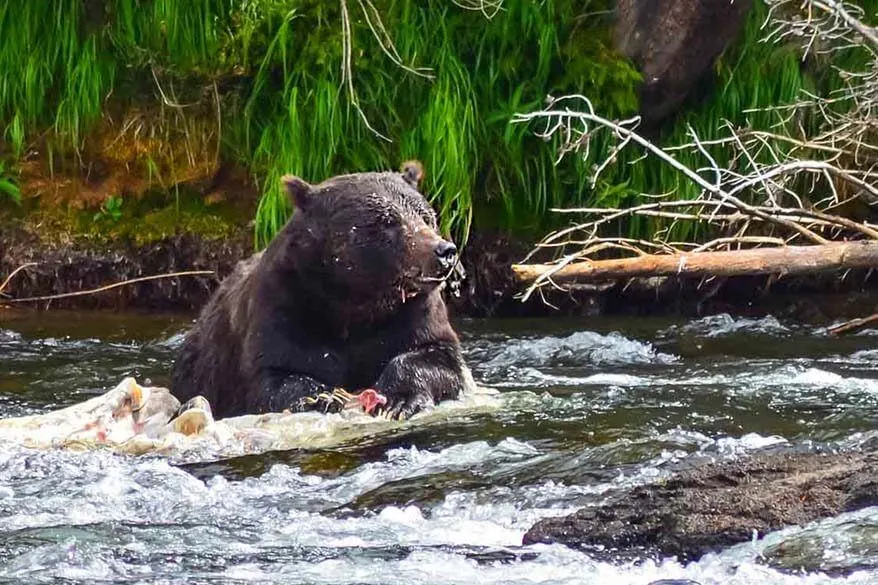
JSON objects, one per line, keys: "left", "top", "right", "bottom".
{"left": 479, "top": 330, "right": 677, "bottom": 370}
{"left": 0, "top": 445, "right": 853, "bottom": 585}
{"left": 2, "top": 313, "right": 878, "bottom": 583}
{"left": 659, "top": 314, "right": 793, "bottom": 338}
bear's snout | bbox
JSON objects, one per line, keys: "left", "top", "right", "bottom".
{"left": 434, "top": 240, "right": 458, "bottom": 268}
{"left": 410, "top": 226, "right": 458, "bottom": 282}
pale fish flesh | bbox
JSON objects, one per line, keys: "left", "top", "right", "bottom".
{"left": 0, "top": 377, "right": 500, "bottom": 463}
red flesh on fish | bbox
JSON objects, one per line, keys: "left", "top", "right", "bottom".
{"left": 356, "top": 389, "right": 388, "bottom": 414}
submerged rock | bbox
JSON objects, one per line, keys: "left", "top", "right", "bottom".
{"left": 760, "top": 509, "right": 878, "bottom": 577}
{"left": 524, "top": 448, "right": 878, "bottom": 562}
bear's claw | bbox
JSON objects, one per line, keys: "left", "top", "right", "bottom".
{"left": 300, "top": 387, "right": 389, "bottom": 416}
{"left": 302, "top": 388, "right": 355, "bottom": 413}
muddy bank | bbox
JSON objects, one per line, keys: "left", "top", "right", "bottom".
{"left": 0, "top": 225, "right": 250, "bottom": 311}
{"left": 1, "top": 223, "right": 876, "bottom": 318}
{"left": 524, "top": 447, "right": 878, "bottom": 563}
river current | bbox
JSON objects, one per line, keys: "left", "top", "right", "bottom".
{"left": 1, "top": 310, "right": 877, "bottom": 584}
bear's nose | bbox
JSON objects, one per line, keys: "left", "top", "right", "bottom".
{"left": 434, "top": 240, "right": 458, "bottom": 265}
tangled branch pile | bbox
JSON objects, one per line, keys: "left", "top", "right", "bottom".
{"left": 512, "top": 0, "right": 878, "bottom": 301}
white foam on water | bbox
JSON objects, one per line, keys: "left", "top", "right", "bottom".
{"left": 480, "top": 330, "right": 677, "bottom": 372}
{"left": 0, "top": 428, "right": 873, "bottom": 584}
{"left": 661, "top": 313, "right": 793, "bottom": 338}
{"left": 2, "top": 315, "right": 878, "bottom": 584}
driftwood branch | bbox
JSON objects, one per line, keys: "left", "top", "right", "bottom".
{"left": 511, "top": 96, "right": 878, "bottom": 299}
{"left": 0, "top": 270, "right": 215, "bottom": 305}
{"left": 513, "top": 240, "right": 878, "bottom": 284}
{"left": 828, "top": 312, "right": 878, "bottom": 335}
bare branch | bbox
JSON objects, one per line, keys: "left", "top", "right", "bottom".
{"left": 512, "top": 0, "right": 878, "bottom": 302}
{"left": 356, "top": 0, "right": 435, "bottom": 79}
{"left": 3, "top": 270, "right": 215, "bottom": 305}
{"left": 449, "top": 0, "right": 504, "bottom": 19}
{"left": 0, "top": 263, "right": 36, "bottom": 297}
{"left": 515, "top": 97, "right": 831, "bottom": 245}
{"left": 339, "top": 0, "right": 392, "bottom": 142}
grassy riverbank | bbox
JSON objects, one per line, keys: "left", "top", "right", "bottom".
{"left": 2, "top": 1, "right": 872, "bottom": 251}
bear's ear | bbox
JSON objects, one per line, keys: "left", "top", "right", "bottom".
{"left": 401, "top": 160, "right": 425, "bottom": 189}
{"left": 282, "top": 175, "right": 313, "bottom": 210}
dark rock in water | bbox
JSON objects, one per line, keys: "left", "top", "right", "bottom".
{"left": 615, "top": 0, "right": 753, "bottom": 130}
{"left": 332, "top": 470, "right": 487, "bottom": 514}
{"left": 648, "top": 580, "right": 703, "bottom": 585}
{"left": 524, "top": 450, "right": 878, "bottom": 562}
{"left": 462, "top": 547, "right": 540, "bottom": 565}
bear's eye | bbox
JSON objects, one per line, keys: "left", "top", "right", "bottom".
{"left": 382, "top": 225, "right": 401, "bottom": 245}
{"left": 421, "top": 209, "right": 437, "bottom": 228}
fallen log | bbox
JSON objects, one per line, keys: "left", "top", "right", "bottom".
{"left": 828, "top": 312, "right": 878, "bottom": 336}
{"left": 523, "top": 448, "right": 878, "bottom": 562}
{"left": 512, "top": 241, "right": 878, "bottom": 284}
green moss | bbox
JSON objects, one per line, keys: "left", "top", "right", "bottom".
{"left": 119, "top": 207, "right": 241, "bottom": 246}
{"left": 2, "top": 198, "right": 245, "bottom": 249}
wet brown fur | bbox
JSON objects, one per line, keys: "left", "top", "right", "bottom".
{"left": 171, "top": 164, "right": 472, "bottom": 418}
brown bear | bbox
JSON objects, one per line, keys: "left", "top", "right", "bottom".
{"left": 170, "top": 162, "right": 474, "bottom": 419}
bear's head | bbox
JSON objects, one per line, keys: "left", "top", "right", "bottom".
{"left": 278, "top": 161, "right": 458, "bottom": 322}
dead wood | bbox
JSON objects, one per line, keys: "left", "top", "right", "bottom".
{"left": 828, "top": 312, "right": 878, "bottom": 335}
{"left": 0, "top": 263, "right": 36, "bottom": 297}
{"left": 513, "top": 241, "right": 878, "bottom": 284}
{"left": 511, "top": 0, "right": 878, "bottom": 304}
{"left": 2, "top": 270, "right": 215, "bottom": 305}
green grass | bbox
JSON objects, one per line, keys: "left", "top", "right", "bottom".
{"left": 0, "top": 1, "right": 110, "bottom": 154}
{"left": 0, "top": 0, "right": 872, "bottom": 247}
{"left": 0, "top": 159, "right": 20, "bottom": 203}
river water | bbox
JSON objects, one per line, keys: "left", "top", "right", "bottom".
{"left": 1, "top": 310, "right": 878, "bottom": 584}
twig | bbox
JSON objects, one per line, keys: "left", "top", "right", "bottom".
{"left": 0, "top": 263, "right": 37, "bottom": 297}
{"left": 150, "top": 67, "right": 199, "bottom": 109}
{"left": 2, "top": 270, "right": 215, "bottom": 304}
{"left": 812, "top": 0, "right": 878, "bottom": 49}
{"left": 339, "top": 0, "right": 392, "bottom": 142}
{"left": 514, "top": 98, "right": 830, "bottom": 245}
{"left": 213, "top": 80, "right": 222, "bottom": 166}
{"left": 450, "top": 0, "right": 504, "bottom": 19}
{"left": 357, "top": 0, "right": 434, "bottom": 79}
